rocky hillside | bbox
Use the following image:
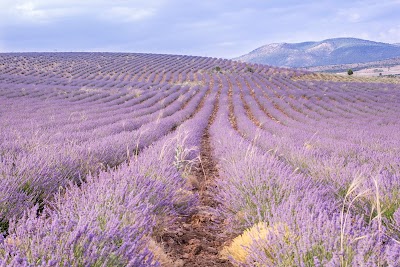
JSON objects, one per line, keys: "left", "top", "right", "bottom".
{"left": 235, "top": 38, "right": 400, "bottom": 68}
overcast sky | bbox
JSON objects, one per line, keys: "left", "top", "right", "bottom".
{"left": 0, "top": 0, "right": 399, "bottom": 58}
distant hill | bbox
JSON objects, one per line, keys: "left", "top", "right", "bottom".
{"left": 234, "top": 38, "right": 400, "bottom": 68}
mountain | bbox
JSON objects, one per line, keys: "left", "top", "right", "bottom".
{"left": 234, "top": 38, "right": 400, "bottom": 68}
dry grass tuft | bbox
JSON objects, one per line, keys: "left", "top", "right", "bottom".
{"left": 220, "top": 222, "right": 292, "bottom": 264}
{"left": 148, "top": 238, "right": 184, "bottom": 266}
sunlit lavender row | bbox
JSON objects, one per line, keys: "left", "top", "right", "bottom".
{"left": 1, "top": 53, "right": 399, "bottom": 266}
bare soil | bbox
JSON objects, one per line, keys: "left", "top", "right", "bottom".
{"left": 161, "top": 85, "right": 233, "bottom": 266}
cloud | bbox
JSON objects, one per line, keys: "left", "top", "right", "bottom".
{"left": 337, "top": 10, "right": 361, "bottom": 23}
{"left": 1, "top": 0, "right": 163, "bottom": 24}
{"left": 217, "top": 42, "right": 236, "bottom": 47}
{"left": 0, "top": 1, "right": 82, "bottom": 24}
{"left": 15, "top": 2, "right": 45, "bottom": 19}
{"left": 0, "top": 0, "right": 399, "bottom": 58}
{"left": 379, "top": 25, "right": 400, "bottom": 43}
{"left": 334, "top": 1, "right": 400, "bottom": 24}
{"left": 102, "top": 7, "right": 156, "bottom": 23}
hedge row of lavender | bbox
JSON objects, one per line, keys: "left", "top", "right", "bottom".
{"left": 210, "top": 74, "right": 400, "bottom": 265}
{"left": 3, "top": 52, "right": 397, "bottom": 265}
{"left": 240, "top": 76, "right": 400, "bottom": 216}
{"left": 0, "top": 53, "right": 216, "bottom": 217}
{"left": 0, "top": 83, "right": 182, "bottom": 141}
{"left": 0, "top": 80, "right": 218, "bottom": 266}
{"left": 0, "top": 53, "right": 285, "bottom": 89}
{"left": 0, "top": 80, "right": 208, "bottom": 234}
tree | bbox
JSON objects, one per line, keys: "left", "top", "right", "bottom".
{"left": 246, "top": 66, "right": 254, "bottom": 73}
{"left": 347, "top": 69, "right": 353, "bottom": 75}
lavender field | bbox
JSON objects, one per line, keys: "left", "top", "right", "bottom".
{"left": 0, "top": 53, "right": 400, "bottom": 266}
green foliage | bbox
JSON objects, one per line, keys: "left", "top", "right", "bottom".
{"left": 303, "top": 242, "right": 333, "bottom": 266}
{"left": 347, "top": 69, "right": 354, "bottom": 75}
{"left": 214, "top": 66, "right": 221, "bottom": 72}
{"left": 20, "top": 181, "right": 33, "bottom": 195}
{"left": 246, "top": 66, "right": 255, "bottom": 73}
{"left": 0, "top": 220, "right": 9, "bottom": 234}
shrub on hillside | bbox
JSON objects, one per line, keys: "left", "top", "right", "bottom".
{"left": 246, "top": 67, "right": 254, "bottom": 73}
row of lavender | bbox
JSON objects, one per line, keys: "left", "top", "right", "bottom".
{"left": 0, "top": 53, "right": 295, "bottom": 90}
{"left": 1, "top": 53, "right": 238, "bottom": 265}
{"left": 1, "top": 82, "right": 220, "bottom": 265}
{"left": 0, "top": 53, "right": 293, "bottom": 237}
{"left": 1, "top": 55, "right": 241, "bottom": 236}
{"left": 3, "top": 52, "right": 399, "bottom": 265}
{"left": 211, "top": 72, "right": 400, "bottom": 265}
{"left": 0, "top": 80, "right": 207, "bottom": 231}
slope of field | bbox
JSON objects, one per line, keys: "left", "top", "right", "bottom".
{"left": 1, "top": 53, "right": 400, "bottom": 266}
{"left": 294, "top": 72, "right": 400, "bottom": 84}
{"left": 301, "top": 56, "right": 400, "bottom": 73}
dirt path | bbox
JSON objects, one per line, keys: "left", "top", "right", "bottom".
{"left": 162, "top": 79, "right": 233, "bottom": 267}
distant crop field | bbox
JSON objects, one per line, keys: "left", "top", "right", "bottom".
{"left": 295, "top": 72, "right": 400, "bottom": 83}
{"left": 1, "top": 53, "right": 400, "bottom": 266}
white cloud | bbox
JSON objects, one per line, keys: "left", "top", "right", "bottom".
{"left": 1, "top": 0, "right": 163, "bottom": 24}
{"left": 334, "top": 1, "right": 400, "bottom": 24}
{"left": 102, "top": 7, "right": 156, "bottom": 23}
{"left": 378, "top": 25, "right": 400, "bottom": 43}
{"left": 0, "top": 0, "right": 16, "bottom": 9}
{"left": 0, "top": 0, "right": 399, "bottom": 56}
{"left": 337, "top": 9, "right": 362, "bottom": 23}
{"left": 15, "top": 2, "right": 47, "bottom": 21}
{"left": 5, "top": 1, "right": 81, "bottom": 24}
{"left": 217, "top": 41, "right": 235, "bottom": 47}
{"left": 349, "top": 13, "right": 361, "bottom": 22}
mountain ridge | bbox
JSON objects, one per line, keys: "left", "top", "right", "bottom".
{"left": 235, "top": 38, "right": 400, "bottom": 68}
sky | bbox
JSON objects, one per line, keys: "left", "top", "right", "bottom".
{"left": 0, "top": 0, "right": 399, "bottom": 58}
